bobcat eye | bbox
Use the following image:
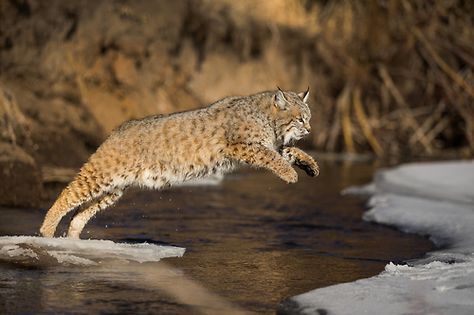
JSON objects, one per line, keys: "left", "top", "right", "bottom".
{"left": 298, "top": 117, "right": 305, "bottom": 124}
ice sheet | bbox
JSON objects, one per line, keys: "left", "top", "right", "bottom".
{"left": 285, "top": 259, "right": 474, "bottom": 315}
{"left": 0, "top": 236, "right": 185, "bottom": 266}
{"left": 373, "top": 160, "right": 474, "bottom": 204}
{"left": 283, "top": 160, "right": 474, "bottom": 315}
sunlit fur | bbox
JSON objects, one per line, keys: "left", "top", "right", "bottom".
{"left": 40, "top": 88, "right": 319, "bottom": 239}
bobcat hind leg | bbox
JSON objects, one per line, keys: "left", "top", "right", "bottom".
{"left": 40, "top": 181, "right": 96, "bottom": 237}
{"left": 67, "top": 189, "right": 123, "bottom": 239}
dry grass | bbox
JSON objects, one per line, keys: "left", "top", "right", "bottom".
{"left": 305, "top": 0, "right": 474, "bottom": 157}
{"left": 0, "top": 85, "right": 29, "bottom": 146}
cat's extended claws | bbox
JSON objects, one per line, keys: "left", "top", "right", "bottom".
{"left": 296, "top": 159, "right": 319, "bottom": 177}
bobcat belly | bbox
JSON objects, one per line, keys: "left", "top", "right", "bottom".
{"left": 138, "top": 160, "right": 234, "bottom": 189}
{"left": 139, "top": 170, "right": 164, "bottom": 189}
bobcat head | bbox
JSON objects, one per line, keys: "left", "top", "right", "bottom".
{"left": 272, "top": 87, "right": 311, "bottom": 145}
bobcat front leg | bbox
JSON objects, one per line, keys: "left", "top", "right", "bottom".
{"left": 225, "top": 143, "right": 298, "bottom": 183}
{"left": 282, "top": 147, "right": 319, "bottom": 177}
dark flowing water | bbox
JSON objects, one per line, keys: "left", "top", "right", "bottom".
{"left": 0, "top": 160, "right": 434, "bottom": 314}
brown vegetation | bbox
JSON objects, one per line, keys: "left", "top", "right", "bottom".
{"left": 0, "top": 0, "right": 473, "bottom": 206}
{"left": 309, "top": 1, "right": 474, "bottom": 157}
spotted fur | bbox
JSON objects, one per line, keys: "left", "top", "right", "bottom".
{"left": 40, "top": 88, "right": 319, "bottom": 238}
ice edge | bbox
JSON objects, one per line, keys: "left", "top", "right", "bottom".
{"left": 0, "top": 236, "right": 185, "bottom": 266}
{"left": 282, "top": 160, "right": 474, "bottom": 315}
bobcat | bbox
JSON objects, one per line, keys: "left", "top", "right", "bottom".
{"left": 40, "top": 88, "right": 319, "bottom": 238}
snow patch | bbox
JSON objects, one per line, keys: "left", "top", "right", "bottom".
{"left": 0, "top": 244, "right": 39, "bottom": 259}
{"left": 0, "top": 236, "right": 185, "bottom": 266}
{"left": 373, "top": 160, "right": 474, "bottom": 204}
{"left": 286, "top": 160, "right": 474, "bottom": 315}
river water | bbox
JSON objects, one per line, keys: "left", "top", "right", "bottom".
{"left": 0, "top": 160, "right": 434, "bottom": 314}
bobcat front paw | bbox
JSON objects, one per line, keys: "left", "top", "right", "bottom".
{"left": 296, "top": 158, "right": 320, "bottom": 177}
{"left": 280, "top": 167, "right": 298, "bottom": 183}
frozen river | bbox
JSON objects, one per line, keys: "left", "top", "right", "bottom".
{"left": 0, "top": 160, "right": 434, "bottom": 314}
{"left": 286, "top": 160, "right": 474, "bottom": 315}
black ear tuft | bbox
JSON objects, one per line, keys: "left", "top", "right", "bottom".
{"left": 298, "top": 87, "right": 310, "bottom": 103}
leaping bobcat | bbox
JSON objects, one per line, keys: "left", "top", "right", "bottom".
{"left": 40, "top": 88, "right": 319, "bottom": 238}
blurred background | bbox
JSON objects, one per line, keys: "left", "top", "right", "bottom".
{"left": 0, "top": 0, "right": 473, "bottom": 207}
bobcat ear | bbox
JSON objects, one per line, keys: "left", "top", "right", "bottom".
{"left": 298, "top": 87, "right": 310, "bottom": 103}
{"left": 274, "top": 87, "right": 288, "bottom": 110}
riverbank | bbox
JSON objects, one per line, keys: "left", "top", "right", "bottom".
{"left": 281, "top": 160, "right": 474, "bottom": 314}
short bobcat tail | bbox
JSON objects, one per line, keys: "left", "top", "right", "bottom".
{"left": 39, "top": 178, "right": 95, "bottom": 237}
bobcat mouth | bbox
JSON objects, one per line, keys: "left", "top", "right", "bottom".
{"left": 284, "top": 128, "right": 308, "bottom": 144}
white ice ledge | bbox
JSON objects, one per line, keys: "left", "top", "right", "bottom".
{"left": 0, "top": 236, "right": 185, "bottom": 266}
{"left": 284, "top": 160, "right": 474, "bottom": 315}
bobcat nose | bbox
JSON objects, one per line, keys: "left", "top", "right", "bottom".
{"left": 304, "top": 123, "right": 311, "bottom": 133}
